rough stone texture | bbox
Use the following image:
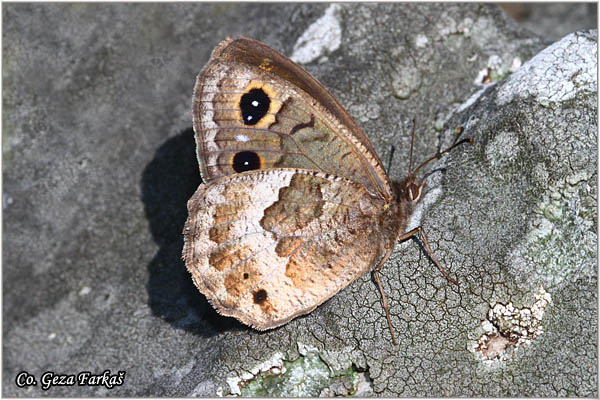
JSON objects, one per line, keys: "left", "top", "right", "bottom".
{"left": 501, "top": 3, "right": 598, "bottom": 42}
{"left": 3, "top": 3, "right": 597, "bottom": 397}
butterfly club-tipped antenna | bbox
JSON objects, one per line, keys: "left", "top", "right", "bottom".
{"left": 403, "top": 121, "right": 472, "bottom": 203}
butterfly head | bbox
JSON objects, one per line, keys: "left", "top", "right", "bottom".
{"left": 396, "top": 137, "right": 473, "bottom": 204}
{"left": 405, "top": 179, "right": 425, "bottom": 202}
{"left": 392, "top": 177, "right": 425, "bottom": 209}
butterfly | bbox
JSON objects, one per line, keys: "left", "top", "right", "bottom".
{"left": 182, "top": 36, "right": 471, "bottom": 344}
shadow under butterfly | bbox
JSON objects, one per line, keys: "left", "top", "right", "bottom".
{"left": 141, "top": 127, "right": 247, "bottom": 336}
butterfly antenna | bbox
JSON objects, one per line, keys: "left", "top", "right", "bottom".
{"left": 408, "top": 119, "right": 416, "bottom": 175}
{"left": 386, "top": 145, "right": 396, "bottom": 176}
{"left": 408, "top": 137, "right": 473, "bottom": 183}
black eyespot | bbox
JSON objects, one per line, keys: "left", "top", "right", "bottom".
{"left": 240, "top": 88, "right": 270, "bottom": 125}
{"left": 233, "top": 151, "right": 261, "bottom": 173}
{"left": 253, "top": 289, "right": 267, "bottom": 304}
{"left": 243, "top": 273, "right": 249, "bottom": 279}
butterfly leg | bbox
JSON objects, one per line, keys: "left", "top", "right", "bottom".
{"left": 398, "top": 226, "right": 459, "bottom": 286}
{"left": 372, "top": 249, "right": 398, "bottom": 345}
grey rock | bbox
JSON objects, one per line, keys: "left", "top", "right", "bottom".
{"left": 502, "top": 3, "right": 598, "bottom": 43}
{"left": 3, "top": 3, "right": 596, "bottom": 397}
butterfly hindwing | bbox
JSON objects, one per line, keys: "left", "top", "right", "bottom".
{"left": 182, "top": 169, "right": 396, "bottom": 329}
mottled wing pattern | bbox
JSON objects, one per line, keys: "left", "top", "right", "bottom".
{"left": 182, "top": 169, "right": 391, "bottom": 329}
{"left": 193, "top": 36, "right": 393, "bottom": 200}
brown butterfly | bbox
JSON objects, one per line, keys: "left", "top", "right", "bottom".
{"left": 183, "top": 36, "right": 470, "bottom": 344}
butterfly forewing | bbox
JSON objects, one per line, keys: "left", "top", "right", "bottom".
{"left": 193, "top": 36, "right": 393, "bottom": 200}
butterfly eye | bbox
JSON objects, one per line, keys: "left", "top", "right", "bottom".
{"left": 232, "top": 151, "right": 262, "bottom": 173}
{"left": 240, "top": 88, "right": 270, "bottom": 125}
{"left": 407, "top": 182, "right": 422, "bottom": 202}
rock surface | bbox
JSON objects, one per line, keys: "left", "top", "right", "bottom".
{"left": 3, "top": 3, "right": 597, "bottom": 396}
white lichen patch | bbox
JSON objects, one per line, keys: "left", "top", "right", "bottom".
{"left": 297, "top": 342, "right": 320, "bottom": 358}
{"left": 435, "top": 12, "right": 464, "bottom": 37}
{"left": 223, "top": 352, "right": 285, "bottom": 396}
{"left": 510, "top": 56, "right": 522, "bottom": 72}
{"left": 78, "top": 286, "right": 91, "bottom": 296}
{"left": 291, "top": 4, "right": 342, "bottom": 64}
{"left": 415, "top": 33, "right": 429, "bottom": 48}
{"left": 457, "top": 17, "right": 474, "bottom": 37}
{"left": 472, "top": 287, "right": 552, "bottom": 365}
{"left": 497, "top": 31, "right": 597, "bottom": 105}
{"left": 391, "top": 63, "right": 422, "bottom": 99}
{"left": 474, "top": 54, "right": 520, "bottom": 86}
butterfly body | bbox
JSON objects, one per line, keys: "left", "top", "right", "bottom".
{"left": 183, "top": 37, "right": 459, "bottom": 334}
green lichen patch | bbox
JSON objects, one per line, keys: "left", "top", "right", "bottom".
{"left": 510, "top": 170, "right": 596, "bottom": 288}
{"left": 226, "top": 349, "right": 366, "bottom": 397}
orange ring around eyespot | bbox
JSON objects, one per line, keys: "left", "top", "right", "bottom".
{"left": 234, "top": 80, "right": 282, "bottom": 128}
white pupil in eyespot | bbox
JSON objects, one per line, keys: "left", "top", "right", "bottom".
{"left": 252, "top": 100, "right": 259, "bottom": 107}
{"left": 247, "top": 115, "right": 253, "bottom": 121}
